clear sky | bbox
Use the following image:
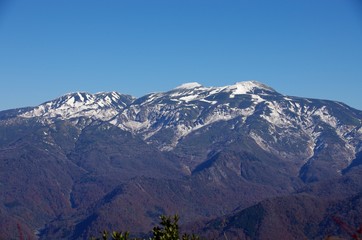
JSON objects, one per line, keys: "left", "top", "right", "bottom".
{"left": 0, "top": 0, "right": 361, "bottom": 110}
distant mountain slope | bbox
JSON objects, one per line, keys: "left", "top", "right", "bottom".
{"left": 197, "top": 168, "right": 362, "bottom": 240}
{"left": 0, "top": 81, "right": 361, "bottom": 239}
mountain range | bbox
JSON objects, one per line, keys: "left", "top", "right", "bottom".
{"left": 0, "top": 81, "right": 361, "bottom": 239}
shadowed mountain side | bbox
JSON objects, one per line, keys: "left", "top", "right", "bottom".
{"left": 194, "top": 169, "right": 362, "bottom": 240}
{"left": 42, "top": 174, "right": 284, "bottom": 239}
{"left": 0, "top": 132, "right": 82, "bottom": 239}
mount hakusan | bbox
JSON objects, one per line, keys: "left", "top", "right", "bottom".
{"left": 1, "top": 81, "right": 361, "bottom": 239}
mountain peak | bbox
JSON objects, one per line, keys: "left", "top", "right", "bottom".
{"left": 19, "top": 91, "right": 133, "bottom": 121}
{"left": 174, "top": 82, "right": 203, "bottom": 90}
{"left": 62, "top": 92, "right": 94, "bottom": 104}
{"left": 226, "top": 81, "right": 276, "bottom": 96}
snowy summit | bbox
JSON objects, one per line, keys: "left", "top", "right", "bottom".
{"left": 226, "top": 81, "right": 275, "bottom": 95}
{"left": 174, "top": 82, "right": 203, "bottom": 90}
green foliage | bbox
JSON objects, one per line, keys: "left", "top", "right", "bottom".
{"left": 152, "top": 215, "right": 179, "bottom": 240}
{"left": 91, "top": 230, "right": 130, "bottom": 240}
{"left": 91, "top": 215, "right": 200, "bottom": 240}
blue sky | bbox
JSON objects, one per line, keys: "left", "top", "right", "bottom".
{"left": 0, "top": 0, "right": 361, "bottom": 110}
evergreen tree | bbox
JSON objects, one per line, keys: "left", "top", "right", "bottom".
{"left": 91, "top": 215, "right": 200, "bottom": 240}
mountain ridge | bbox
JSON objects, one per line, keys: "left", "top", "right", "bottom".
{"left": 3, "top": 81, "right": 362, "bottom": 176}
{"left": 0, "top": 81, "right": 361, "bottom": 239}
{"left": 8, "top": 81, "right": 361, "bottom": 152}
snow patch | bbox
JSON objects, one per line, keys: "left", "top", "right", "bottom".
{"left": 180, "top": 95, "right": 199, "bottom": 102}
{"left": 174, "top": 82, "right": 202, "bottom": 89}
{"left": 112, "top": 92, "right": 120, "bottom": 99}
{"left": 249, "top": 132, "right": 269, "bottom": 152}
{"left": 77, "top": 93, "right": 84, "bottom": 102}
{"left": 314, "top": 106, "right": 338, "bottom": 128}
{"left": 122, "top": 120, "right": 151, "bottom": 132}
{"left": 200, "top": 99, "right": 217, "bottom": 104}
{"left": 227, "top": 81, "right": 274, "bottom": 98}
{"left": 261, "top": 101, "right": 293, "bottom": 127}
{"left": 251, "top": 94, "right": 264, "bottom": 103}
{"left": 232, "top": 81, "right": 259, "bottom": 94}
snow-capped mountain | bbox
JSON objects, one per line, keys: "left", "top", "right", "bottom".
{"left": 110, "top": 81, "right": 278, "bottom": 148}
{"left": 1, "top": 81, "right": 362, "bottom": 239}
{"left": 6, "top": 80, "right": 361, "bottom": 177}
{"left": 112, "top": 81, "right": 278, "bottom": 137}
{"left": 20, "top": 91, "right": 134, "bottom": 121}
{"left": 13, "top": 81, "right": 362, "bottom": 159}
